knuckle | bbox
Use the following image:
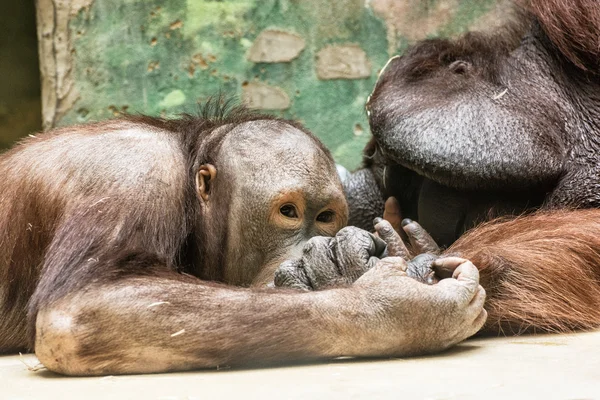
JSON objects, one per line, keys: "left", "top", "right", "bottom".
{"left": 477, "top": 286, "right": 486, "bottom": 299}
{"left": 303, "top": 240, "right": 316, "bottom": 252}
{"left": 337, "top": 226, "right": 353, "bottom": 237}
{"left": 314, "top": 236, "right": 330, "bottom": 246}
{"left": 304, "top": 236, "right": 329, "bottom": 253}
{"left": 376, "top": 256, "right": 404, "bottom": 270}
{"left": 404, "top": 223, "right": 420, "bottom": 235}
{"left": 338, "top": 226, "right": 360, "bottom": 237}
{"left": 273, "top": 269, "right": 294, "bottom": 286}
{"left": 461, "top": 260, "right": 479, "bottom": 274}
{"left": 478, "top": 310, "right": 488, "bottom": 328}
{"left": 378, "top": 223, "right": 394, "bottom": 235}
{"left": 445, "top": 287, "right": 471, "bottom": 310}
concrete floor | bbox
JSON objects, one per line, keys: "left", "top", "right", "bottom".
{"left": 1, "top": 331, "right": 599, "bottom": 400}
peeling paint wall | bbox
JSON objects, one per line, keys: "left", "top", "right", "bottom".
{"left": 36, "top": 0, "right": 507, "bottom": 169}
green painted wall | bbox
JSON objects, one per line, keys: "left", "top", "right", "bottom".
{"left": 38, "top": 0, "right": 507, "bottom": 170}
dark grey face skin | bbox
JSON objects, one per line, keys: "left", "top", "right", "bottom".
{"left": 344, "top": 22, "right": 600, "bottom": 247}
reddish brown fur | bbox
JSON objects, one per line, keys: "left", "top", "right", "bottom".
{"left": 524, "top": 0, "right": 600, "bottom": 71}
{"left": 448, "top": 209, "right": 600, "bottom": 334}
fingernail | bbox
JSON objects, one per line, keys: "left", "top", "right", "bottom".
{"left": 401, "top": 218, "right": 413, "bottom": 227}
{"left": 373, "top": 217, "right": 383, "bottom": 225}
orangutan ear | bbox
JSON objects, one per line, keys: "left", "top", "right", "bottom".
{"left": 195, "top": 164, "right": 217, "bottom": 202}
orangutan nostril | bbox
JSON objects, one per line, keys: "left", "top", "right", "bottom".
{"left": 449, "top": 60, "right": 471, "bottom": 74}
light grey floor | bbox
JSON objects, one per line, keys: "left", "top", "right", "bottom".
{"left": 2, "top": 331, "right": 599, "bottom": 400}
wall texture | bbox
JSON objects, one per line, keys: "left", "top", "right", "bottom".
{"left": 36, "top": 0, "right": 509, "bottom": 169}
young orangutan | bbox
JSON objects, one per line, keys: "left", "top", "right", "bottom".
{"left": 0, "top": 102, "right": 486, "bottom": 375}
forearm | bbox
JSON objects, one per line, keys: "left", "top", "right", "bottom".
{"left": 34, "top": 277, "right": 363, "bottom": 375}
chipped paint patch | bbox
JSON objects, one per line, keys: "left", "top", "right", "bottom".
{"left": 159, "top": 90, "right": 187, "bottom": 109}
{"left": 242, "top": 82, "right": 290, "bottom": 110}
{"left": 247, "top": 30, "right": 306, "bottom": 63}
{"left": 316, "top": 45, "right": 372, "bottom": 80}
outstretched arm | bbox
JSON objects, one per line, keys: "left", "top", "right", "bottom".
{"left": 34, "top": 256, "right": 485, "bottom": 376}
{"left": 30, "top": 207, "right": 485, "bottom": 376}
{"left": 34, "top": 270, "right": 354, "bottom": 375}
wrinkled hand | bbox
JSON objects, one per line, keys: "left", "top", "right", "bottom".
{"left": 373, "top": 215, "right": 441, "bottom": 283}
{"left": 274, "top": 215, "right": 443, "bottom": 290}
{"left": 274, "top": 194, "right": 488, "bottom": 353}
{"left": 274, "top": 227, "right": 387, "bottom": 290}
{"left": 347, "top": 255, "right": 487, "bottom": 355}
{"left": 274, "top": 196, "right": 473, "bottom": 291}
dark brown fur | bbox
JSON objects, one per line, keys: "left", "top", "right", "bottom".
{"left": 390, "top": 18, "right": 528, "bottom": 86}
{"left": 450, "top": 0, "right": 600, "bottom": 333}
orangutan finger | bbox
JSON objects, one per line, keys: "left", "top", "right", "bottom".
{"left": 431, "top": 256, "right": 465, "bottom": 279}
{"left": 374, "top": 218, "right": 411, "bottom": 260}
{"left": 402, "top": 219, "right": 441, "bottom": 254}
{"left": 383, "top": 197, "right": 403, "bottom": 233}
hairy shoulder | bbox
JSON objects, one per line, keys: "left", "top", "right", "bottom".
{"left": 1, "top": 120, "right": 187, "bottom": 212}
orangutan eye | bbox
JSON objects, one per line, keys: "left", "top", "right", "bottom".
{"left": 280, "top": 204, "right": 298, "bottom": 219}
{"left": 316, "top": 210, "right": 335, "bottom": 223}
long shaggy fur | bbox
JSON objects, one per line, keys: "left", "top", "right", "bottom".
{"left": 524, "top": 0, "right": 600, "bottom": 71}
{"left": 448, "top": 209, "right": 600, "bottom": 334}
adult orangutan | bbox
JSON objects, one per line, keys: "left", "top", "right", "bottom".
{"left": 0, "top": 102, "right": 486, "bottom": 376}
{"left": 276, "top": 0, "right": 600, "bottom": 335}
